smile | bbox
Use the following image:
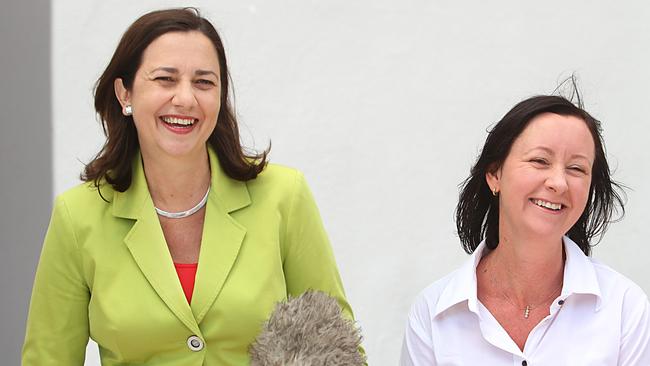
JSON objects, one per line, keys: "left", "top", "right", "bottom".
{"left": 531, "top": 199, "right": 563, "bottom": 211}
{"left": 160, "top": 116, "right": 197, "bottom": 127}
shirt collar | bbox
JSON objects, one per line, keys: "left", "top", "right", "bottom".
{"left": 434, "top": 243, "right": 486, "bottom": 317}
{"left": 561, "top": 236, "right": 603, "bottom": 309}
{"left": 434, "top": 236, "right": 603, "bottom": 318}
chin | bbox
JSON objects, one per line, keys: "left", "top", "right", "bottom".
{"left": 157, "top": 141, "right": 206, "bottom": 157}
{"left": 521, "top": 222, "right": 568, "bottom": 241}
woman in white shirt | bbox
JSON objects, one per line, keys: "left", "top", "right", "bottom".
{"left": 401, "top": 93, "right": 650, "bottom": 365}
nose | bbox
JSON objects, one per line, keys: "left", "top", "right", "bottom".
{"left": 171, "top": 80, "right": 198, "bottom": 109}
{"left": 545, "top": 166, "right": 568, "bottom": 194}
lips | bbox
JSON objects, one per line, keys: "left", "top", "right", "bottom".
{"left": 530, "top": 198, "right": 564, "bottom": 211}
{"left": 160, "top": 115, "right": 197, "bottom": 126}
{"left": 159, "top": 115, "right": 198, "bottom": 134}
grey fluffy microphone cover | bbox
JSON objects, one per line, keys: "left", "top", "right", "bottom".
{"left": 249, "top": 291, "right": 366, "bottom": 366}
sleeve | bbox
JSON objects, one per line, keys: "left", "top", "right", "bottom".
{"left": 22, "top": 195, "right": 90, "bottom": 365}
{"left": 281, "top": 171, "right": 353, "bottom": 318}
{"left": 280, "top": 171, "right": 367, "bottom": 363}
{"left": 618, "top": 290, "right": 650, "bottom": 366}
{"left": 400, "top": 296, "right": 436, "bottom": 366}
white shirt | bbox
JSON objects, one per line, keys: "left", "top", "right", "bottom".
{"left": 400, "top": 237, "right": 650, "bottom": 366}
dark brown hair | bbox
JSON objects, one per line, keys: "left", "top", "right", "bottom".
{"left": 84, "top": 8, "right": 268, "bottom": 193}
{"left": 455, "top": 90, "right": 625, "bottom": 256}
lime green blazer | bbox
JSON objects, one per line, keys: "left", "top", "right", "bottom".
{"left": 23, "top": 148, "right": 355, "bottom": 365}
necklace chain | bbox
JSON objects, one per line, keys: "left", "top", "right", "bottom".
{"left": 154, "top": 186, "right": 210, "bottom": 219}
{"left": 481, "top": 254, "right": 564, "bottom": 319}
{"left": 500, "top": 283, "right": 563, "bottom": 319}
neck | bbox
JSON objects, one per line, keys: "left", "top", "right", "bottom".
{"left": 480, "top": 232, "right": 565, "bottom": 307}
{"left": 140, "top": 146, "right": 211, "bottom": 212}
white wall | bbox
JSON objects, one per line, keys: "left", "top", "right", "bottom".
{"left": 53, "top": 1, "right": 650, "bottom": 364}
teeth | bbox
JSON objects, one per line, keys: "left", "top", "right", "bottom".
{"left": 533, "top": 199, "right": 562, "bottom": 211}
{"left": 161, "top": 116, "right": 195, "bottom": 126}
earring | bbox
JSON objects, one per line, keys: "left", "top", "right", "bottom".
{"left": 124, "top": 105, "right": 133, "bottom": 116}
{"left": 492, "top": 188, "right": 499, "bottom": 197}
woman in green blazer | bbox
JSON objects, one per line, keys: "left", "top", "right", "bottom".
{"left": 23, "top": 8, "right": 357, "bottom": 365}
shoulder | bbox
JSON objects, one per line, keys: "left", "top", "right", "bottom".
{"left": 408, "top": 269, "right": 461, "bottom": 323}
{"left": 403, "top": 267, "right": 466, "bottom": 356}
{"left": 589, "top": 259, "right": 650, "bottom": 359}
{"left": 245, "top": 163, "right": 308, "bottom": 198}
{"left": 55, "top": 181, "right": 114, "bottom": 218}
{"left": 254, "top": 163, "right": 302, "bottom": 184}
{"left": 589, "top": 258, "right": 649, "bottom": 307}
{"left": 43, "top": 182, "right": 116, "bottom": 252}
{"left": 582, "top": 256, "right": 650, "bottom": 339}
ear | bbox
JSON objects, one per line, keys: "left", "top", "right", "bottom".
{"left": 485, "top": 165, "right": 501, "bottom": 194}
{"left": 114, "top": 78, "right": 131, "bottom": 111}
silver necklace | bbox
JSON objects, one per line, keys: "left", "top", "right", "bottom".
{"left": 154, "top": 186, "right": 210, "bottom": 219}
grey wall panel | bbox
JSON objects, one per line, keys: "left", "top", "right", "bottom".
{"left": 0, "top": 0, "right": 52, "bottom": 364}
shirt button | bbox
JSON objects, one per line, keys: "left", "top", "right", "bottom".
{"left": 558, "top": 299, "right": 565, "bottom": 305}
{"left": 522, "top": 361, "right": 528, "bottom": 366}
{"left": 187, "top": 335, "right": 204, "bottom": 351}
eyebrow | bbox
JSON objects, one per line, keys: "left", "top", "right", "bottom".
{"left": 525, "top": 146, "right": 592, "bottom": 162}
{"left": 195, "top": 69, "right": 219, "bottom": 78}
{"left": 150, "top": 67, "right": 219, "bottom": 79}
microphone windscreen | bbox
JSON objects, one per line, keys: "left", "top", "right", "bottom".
{"left": 249, "top": 290, "right": 365, "bottom": 366}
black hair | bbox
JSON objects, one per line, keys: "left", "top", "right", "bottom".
{"left": 455, "top": 87, "right": 625, "bottom": 255}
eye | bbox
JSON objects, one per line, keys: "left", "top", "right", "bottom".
{"left": 568, "top": 165, "right": 587, "bottom": 174}
{"left": 194, "top": 79, "right": 217, "bottom": 88}
{"left": 154, "top": 76, "right": 175, "bottom": 83}
{"left": 530, "top": 158, "right": 549, "bottom": 165}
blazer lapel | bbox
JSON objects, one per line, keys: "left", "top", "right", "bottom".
{"left": 190, "top": 148, "right": 250, "bottom": 323}
{"left": 114, "top": 152, "right": 201, "bottom": 336}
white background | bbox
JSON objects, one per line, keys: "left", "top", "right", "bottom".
{"left": 53, "top": 1, "right": 650, "bottom": 365}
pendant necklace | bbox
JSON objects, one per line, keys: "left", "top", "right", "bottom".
{"left": 501, "top": 283, "right": 563, "bottom": 319}
{"left": 481, "top": 254, "right": 563, "bottom": 319}
{"left": 154, "top": 186, "right": 210, "bottom": 219}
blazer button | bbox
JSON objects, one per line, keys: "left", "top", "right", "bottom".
{"left": 187, "top": 335, "right": 204, "bottom": 351}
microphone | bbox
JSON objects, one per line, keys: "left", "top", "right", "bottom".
{"left": 249, "top": 290, "right": 366, "bottom": 366}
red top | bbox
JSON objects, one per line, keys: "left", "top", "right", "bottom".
{"left": 174, "top": 263, "right": 198, "bottom": 304}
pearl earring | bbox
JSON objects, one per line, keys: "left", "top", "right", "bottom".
{"left": 124, "top": 105, "right": 133, "bottom": 116}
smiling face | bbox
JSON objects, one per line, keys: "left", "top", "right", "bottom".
{"left": 114, "top": 31, "right": 221, "bottom": 159}
{"left": 486, "top": 112, "right": 595, "bottom": 242}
